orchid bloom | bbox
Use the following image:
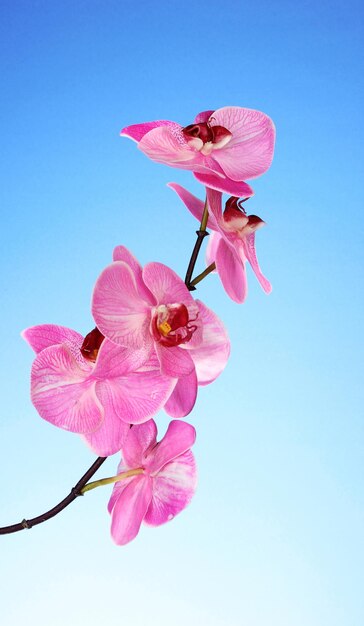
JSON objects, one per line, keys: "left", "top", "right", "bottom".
{"left": 23, "top": 324, "right": 175, "bottom": 456}
{"left": 169, "top": 184, "right": 271, "bottom": 304}
{"left": 108, "top": 419, "right": 197, "bottom": 545}
{"left": 121, "top": 106, "right": 275, "bottom": 196}
{"left": 92, "top": 246, "right": 230, "bottom": 418}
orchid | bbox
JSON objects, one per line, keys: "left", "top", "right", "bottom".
{"left": 121, "top": 106, "right": 275, "bottom": 196}
{"left": 23, "top": 324, "right": 175, "bottom": 456}
{"left": 169, "top": 184, "right": 271, "bottom": 304}
{"left": 91, "top": 245, "right": 230, "bottom": 418}
{"left": 1, "top": 103, "right": 277, "bottom": 547}
{"left": 107, "top": 419, "right": 197, "bottom": 545}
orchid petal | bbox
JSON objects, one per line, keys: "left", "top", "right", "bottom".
{"left": 22, "top": 324, "right": 83, "bottom": 354}
{"left": 31, "top": 345, "right": 103, "bottom": 433}
{"left": 215, "top": 237, "right": 248, "bottom": 304}
{"left": 121, "top": 420, "right": 158, "bottom": 468}
{"left": 164, "top": 370, "right": 198, "bottom": 418}
{"left": 206, "top": 187, "right": 224, "bottom": 227}
{"left": 155, "top": 343, "right": 195, "bottom": 378}
{"left": 144, "top": 450, "right": 197, "bottom": 526}
{"left": 92, "top": 261, "right": 152, "bottom": 350}
{"left": 112, "top": 245, "right": 155, "bottom": 303}
{"left": 205, "top": 231, "right": 222, "bottom": 268}
{"left": 82, "top": 413, "right": 130, "bottom": 457}
{"left": 93, "top": 339, "right": 147, "bottom": 379}
{"left": 95, "top": 365, "right": 175, "bottom": 425}
{"left": 211, "top": 106, "right": 275, "bottom": 180}
{"left": 107, "top": 471, "right": 135, "bottom": 514}
{"left": 113, "top": 244, "right": 143, "bottom": 267}
{"left": 167, "top": 183, "right": 219, "bottom": 231}
{"left": 242, "top": 234, "right": 272, "bottom": 294}
{"left": 146, "top": 420, "right": 196, "bottom": 474}
{"left": 194, "top": 170, "right": 254, "bottom": 197}
{"left": 138, "top": 125, "right": 215, "bottom": 173}
{"left": 110, "top": 475, "right": 152, "bottom": 545}
{"left": 194, "top": 110, "right": 215, "bottom": 123}
{"left": 121, "top": 120, "right": 175, "bottom": 142}
{"left": 142, "top": 262, "right": 195, "bottom": 306}
{"left": 189, "top": 299, "right": 230, "bottom": 384}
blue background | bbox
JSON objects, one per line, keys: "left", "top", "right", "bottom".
{"left": 1, "top": 1, "right": 363, "bottom": 624}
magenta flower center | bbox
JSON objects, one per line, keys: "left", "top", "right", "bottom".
{"left": 151, "top": 303, "right": 198, "bottom": 348}
{"left": 80, "top": 327, "right": 105, "bottom": 362}
{"left": 224, "top": 196, "right": 247, "bottom": 216}
{"left": 182, "top": 121, "right": 232, "bottom": 155}
{"left": 223, "top": 197, "right": 264, "bottom": 237}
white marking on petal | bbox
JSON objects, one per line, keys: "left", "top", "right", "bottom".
{"left": 200, "top": 141, "right": 214, "bottom": 156}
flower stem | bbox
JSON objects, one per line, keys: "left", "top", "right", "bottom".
{"left": 81, "top": 468, "right": 144, "bottom": 494}
{"left": 1, "top": 189, "right": 212, "bottom": 538}
{"left": 200, "top": 196, "right": 209, "bottom": 231}
{"left": 189, "top": 262, "right": 216, "bottom": 288}
{"left": 0, "top": 456, "right": 107, "bottom": 535}
{"left": 184, "top": 196, "right": 210, "bottom": 290}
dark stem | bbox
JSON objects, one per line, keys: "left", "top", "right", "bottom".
{"left": 184, "top": 230, "right": 210, "bottom": 290}
{"left": 184, "top": 196, "right": 210, "bottom": 290}
{"left": 0, "top": 456, "right": 106, "bottom": 535}
{"left": 189, "top": 262, "right": 216, "bottom": 288}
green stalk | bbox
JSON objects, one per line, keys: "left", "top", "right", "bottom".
{"left": 81, "top": 468, "right": 144, "bottom": 494}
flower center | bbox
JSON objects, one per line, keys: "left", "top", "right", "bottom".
{"left": 151, "top": 303, "right": 198, "bottom": 348}
{"left": 182, "top": 121, "right": 232, "bottom": 155}
{"left": 80, "top": 327, "right": 105, "bottom": 362}
{"left": 222, "top": 197, "right": 265, "bottom": 236}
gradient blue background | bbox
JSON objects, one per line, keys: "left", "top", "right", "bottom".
{"left": 1, "top": 1, "right": 363, "bottom": 624}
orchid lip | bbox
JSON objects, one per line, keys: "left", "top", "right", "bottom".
{"left": 225, "top": 196, "right": 248, "bottom": 214}
{"left": 80, "top": 327, "right": 105, "bottom": 362}
{"left": 151, "top": 303, "right": 198, "bottom": 348}
{"left": 221, "top": 197, "right": 265, "bottom": 238}
{"left": 182, "top": 122, "right": 232, "bottom": 153}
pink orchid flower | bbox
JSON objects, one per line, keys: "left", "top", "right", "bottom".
{"left": 92, "top": 245, "right": 230, "bottom": 418}
{"left": 169, "top": 184, "right": 272, "bottom": 304}
{"left": 108, "top": 419, "right": 197, "bottom": 545}
{"left": 121, "top": 106, "right": 275, "bottom": 196}
{"left": 23, "top": 324, "right": 175, "bottom": 456}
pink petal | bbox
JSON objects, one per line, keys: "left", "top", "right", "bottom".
{"left": 92, "top": 339, "right": 147, "bottom": 379}
{"left": 189, "top": 299, "right": 230, "bottom": 384}
{"left": 109, "top": 475, "right": 153, "bottom": 545}
{"left": 144, "top": 450, "right": 197, "bottom": 526}
{"left": 31, "top": 345, "right": 103, "bottom": 433}
{"left": 95, "top": 364, "right": 176, "bottom": 425}
{"left": 82, "top": 413, "right": 130, "bottom": 456}
{"left": 121, "top": 120, "right": 175, "bottom": 142}
{"left": 194, "top": 110, "right": 215, "bottom": 123}
{"left": 113, "top": 245, "right": 143, "bottom": 266}
{"left": 205, "top": 231, "right": 222, "bottom": 268}
{"left": 142, "top": 262, "right": 195, "bottom": 307}
{"left": 92, "top": 261, "right": 153, "bottom": 350}
{"left": 167, "top": 183, "right": 219, "bottom": 231}
{"left": 215, "top": 237, "right": 248, "bottom": 304}
{"left": 194, "top": 170, "right": 254, "bottom": 196}
{"left": 146, "top": 420, "right": 196, "bottom": 474}
{"left": 107, "top": 471, "right": 135, "bottom": 513}
{"left": 206, "top": 187, "right": 223, "bottom": 227}
{"left": 212, "top": 106, "right": 276, "bottom": 181}
{"left": 138, "top": 125, "right": 215, "bottom": 173}
{"left": 22, "top": 325, "right": 83, "bottom": 354}
{"left": 242, "top": 234, "right": 272, "bottom": 294}
{"left": 112, "top": 245, "right": 155, "bottom": 303}
{"left": 164, "top": 370, "right": 198, "bottom": 418}
{"left": 155, "top": 343, "right": 195, "bottom": 378}
{"left": 121, "top": 420, "right": 158, "bottom": 469}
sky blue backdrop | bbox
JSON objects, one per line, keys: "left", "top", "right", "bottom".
{"left": 1, "top": 1, "right": 363, "bottom": 625}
